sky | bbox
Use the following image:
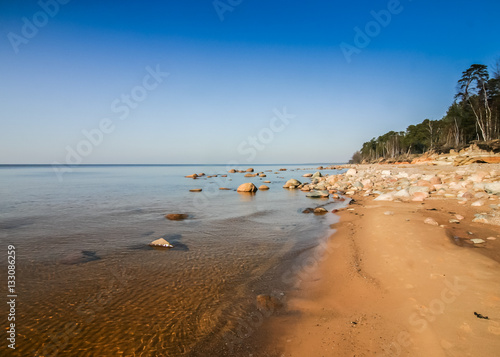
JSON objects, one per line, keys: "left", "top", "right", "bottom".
{"left": 1, "top": 0, "right": 499, "bottom": 164}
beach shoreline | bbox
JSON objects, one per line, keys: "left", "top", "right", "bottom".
{"left": 258, "top": 163, "right": 500, "bottom": 356}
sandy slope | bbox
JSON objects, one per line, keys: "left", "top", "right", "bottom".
{"left": 265, "top": 196, "right": 500, "bottom": 356}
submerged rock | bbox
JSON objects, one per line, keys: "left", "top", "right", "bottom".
{"left": 165, "top": 213, "right": 189, "bottom": 221}
{"left": 256, "top": 294, "right": 283, "bottom": 311}
{"left": 306, "top": 190, "right": 329, "bottom": 198}
{"left": 259, "top": 185, "right": 270, "bottom": 190}
{"left": 313, "top": 207, "right": 328, "bottom": 214}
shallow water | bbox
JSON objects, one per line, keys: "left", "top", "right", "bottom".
{"left": 0, "top": 164, "right": 344, "bottom": 356}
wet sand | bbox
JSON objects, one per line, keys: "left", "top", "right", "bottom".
{"left": 264, "top": 186, "right": 500, "bottom": 356}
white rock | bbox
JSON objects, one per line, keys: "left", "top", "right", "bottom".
{"left": 470, "top": 239, "right": 485, "bottom": 244}
{"left": 149, "top": 238, "right": 173, "bottom": 248}
{"left": 471, "top": 200, "right": 484, "bottom": 207}
{"left": 394, "top": 189, "right": 410, "bottom": 198}
{"left": 345, "top": 168, "right": 357, "bottom": 176}
{"left": 374, "top": 192, "right": 395, "bottom": 201}
{"left": 424, "top": 217, "right": 439, "bottom": 226}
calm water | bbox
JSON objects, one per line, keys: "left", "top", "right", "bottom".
{"left": 0, "top": 164, "right": 345, "bottom": 356}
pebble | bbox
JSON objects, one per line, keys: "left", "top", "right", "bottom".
{"left": 424, "top": 217, "right": 439, "bottom": 226}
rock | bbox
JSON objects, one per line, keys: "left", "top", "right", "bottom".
{"left": 259, "top": 174, "right": 267, "bottom": 177}
{"left": 394, "top": 189, "right": 410, "bottom": 198}
{"left": 149, "top": 238, "right": 173, "bottom": 248}
{"left": 306, "top": 190, "right": 329, "bottom": 198}
{"left": 244, "top": 173, "right": 257, "bottom": 177}
{"left": 374, "top": 192, "right": 394, "bottom": 201}
{"left": 417, "top": 180, "right": 434, "bottom": 190}
{"left": 381, "top": 170, "right": 391, "bottom": 176}
{"left": 487, "top": 237, "right": 497, "bottom": 241}
{"left": 165, "top": 213, "right": 188, "bottom": 221}
{"left": 246, "top": 168, "right": 254, "bottom": 172}
{"left": 228, "top": 169, "right": 236, "bottom": 173}
{"left": 185, "top": 174, "right": 198, "bottom": 178}
{"left": 259, "top": 185, "right": 270, "bottom": 190}
{"left": 352, "top": 181, "right": 364, "bottom": 189}
{"left": 345, "top": 168, "right": 357, "bottom": 176}
{"left": 485, "top": 183, "right": 500, "bottom": 195}
{"left": 302, "top": 173, "right": 313, "bottom": 177}
{"left": 302, "top": 208, "right": 314, "bottom": 213}
{"left": 219, "top": 187, "right": 231, "bottom": 190}
{"left": 263, "top": 180, "right": 271, "bottom": 183}
{"left": 384, "top": 211, "right": 394, "bottom": 215}
{"left": 471, "top": 200, "right": 484, "bottom": 207}
{"left": 237, "top": 183, "right": 258, "bottom": 192}
{"left": 256, "top": 294, "right": 283, "bottom": 311}
{"left": 283, "top": 179, "right": 301, "bottom": 188}
{"left": 424, "top": 217, "right": 439, "bottom": 226}
{"left": 312, "top": 171, "right": 323, "bottom": 179}
{"left": 409, "top": 186, "right": 430, "bottom": 195}
{"left": 189, "top": 189, "right": 202, "bottom": 192}
{"left": 455, "top": 214, "right": 465, "bottom": 220}
{"left": 470, "top": 239, "right": 485, "bottom": 244}
{"left": 472, "top": 214, "right": 489, "bottom": 224}
{"left": 198, "top": 173, "right": 205, "bottom": 177}
{"left": 221, "top": 174, "right": 227, "bottom": 177}
{"left": 449, "top": 219, "right": 460, "bottom": 224}
{"left": 430, "top": 176, "right": 442, "bottom": 185}
{"left": 313, "top": 207, "right": 328, "bottom": 214}
{"left": 412, "top": 192, "right": 429, "bottom": 201}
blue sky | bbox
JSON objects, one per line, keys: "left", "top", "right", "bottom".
{"left": 1, "top": 0, "right": 499, "bottom": 164}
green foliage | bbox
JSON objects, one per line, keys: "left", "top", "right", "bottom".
{"left": 352, "top": 61, "right": 500, "bottom": 162}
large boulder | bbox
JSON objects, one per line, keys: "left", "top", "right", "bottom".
{"left": 283, "top": 179, "right": 301, "bottom": 188}
{"left": 237, "top": 183, "right": 258, "bottom": 192}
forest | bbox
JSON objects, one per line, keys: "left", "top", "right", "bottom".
{"left": 350, "top": 61, "right": 500, "bottom": 164}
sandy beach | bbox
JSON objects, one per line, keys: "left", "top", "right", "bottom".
{"left": 259, "top": 164, "right": 500, "bottom": 357}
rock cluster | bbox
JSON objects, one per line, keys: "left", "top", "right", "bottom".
{"left": 329, "top": 165, "right": 500, "bottom": 226}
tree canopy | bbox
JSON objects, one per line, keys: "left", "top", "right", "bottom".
{"left": 350, "top": 62, "right": 500, "bottom": 164}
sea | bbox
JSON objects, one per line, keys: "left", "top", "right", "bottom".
{"left": 0, "top": 164, "right": 346, "bottom": 356}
